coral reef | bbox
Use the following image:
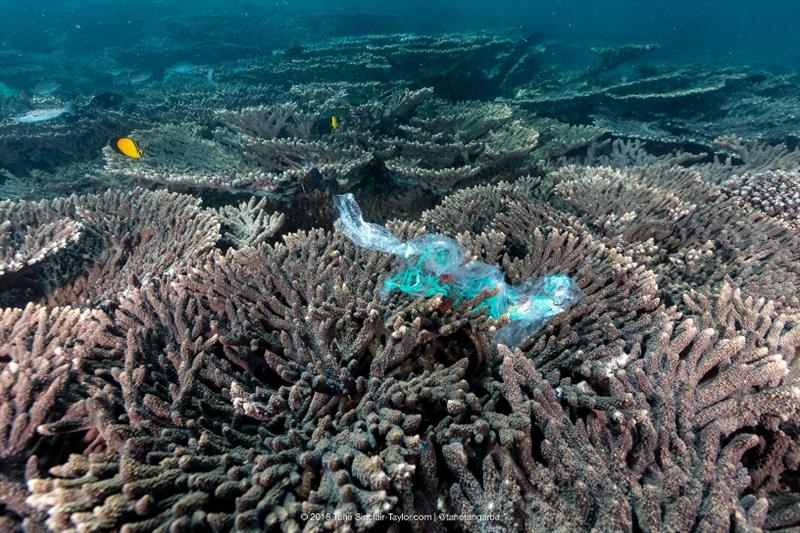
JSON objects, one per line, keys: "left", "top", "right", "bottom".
{"left": 213, "top": 197, "right": 285, "bottom": 250}
{"left": 722, "top": 170, "right": 800, "bottom": 222}
{"left": 103, "top": 123, "right": 280, "bottom": 196}
{"left": 2, "top": 25, "right": 800, "bottom": 533}
{"left": 0, "top": 189, "right": 220, "bottom": 308}
{"left": 0, "top": 162, "right": 120, "bottom": 202}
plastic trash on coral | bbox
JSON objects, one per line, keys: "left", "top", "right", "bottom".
{"left": 333, "top": 193, "right": 415, "bottom": 257}
{"left": 334, "top": 193, "right": 583, "bottom": 346}
{"left": 382, "top": 235, "right": 463, "bottom": 298}
{"left": 494, "top": 274, "right": 582, "bottom": 346}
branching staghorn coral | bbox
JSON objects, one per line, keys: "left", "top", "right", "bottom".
{"left": 110, "top": 88, "right": 540, "bottom": 198}
{"left": 214, "top": 104, "right": 318, "bottom": 141}
{"left": 3, "top": 172, "right": 798, "bottom": 532}
{"left": 109, "top": 86, "right": 435, "bottom": 197}
{"left": 0, "top": 161, "right": 120, "bottom": 202}
{"left": 239, "top": 138, "right": 374, "bottom": 193}
{"left": 384, "top": 100, "right": 540, "bottom": 191}
{"left": 140, "top": 82, "right": 283, "bottom": 124}
{"left": 529, "top": 117, "right": 606, "bottom": 164}
{"left": 0, "top": 218, "right": 84, "bottom": 282}
{"left": 0, "top": 199, "right": 92, "bottom": 307}
{"left": 696, "top": 136, "right": 800, "bottom": 185}
{"left": 103, "top": 123, "right": 285, "bottom": 196}
{"left": 0, "top": 303, "right": 112, "bottom": 531}
{"left": 281, "top": 32, "right": 516, "bottom": 98}
{"left": 0, "top": 189, "right": 220, "bottom": 309}
{"left": 212, "top": 196, "right": 285, "bottom": 250}
{"left": 418, "top": 184, "right": 662, "bottom": 380}
{"left": 0, "top": 304, "right": 110, "bottom": 461}
{"left": 378, "top": 87, "right": 436, "bottom": 124}
{"left": 16, "top": 190, "right": 652, "bottom": 531}
{"left": 43, "top": 189, "right": 221, "bottom": 308}
{"left": 406, "top": 281, "right": 798, "bottom": 530}
{"left": 722, "top": 169, "right": 800, "bottom": 222}
{"left": 24, "top": 226, "right": 498, "bottom": 531}
{"left": 711, "top": 94, "right": 800, "bottom": 143}
{"left": 664, "top": 198, "right": 800, "bottom": 309}
{"left": 591, "top": 92, "right": 800, "bottom": 153}
{"left": 533, "top": 160, "right": 800, "bottom": 309}
{"left": 486, "top": 312, "right": 800, "bottom": 531}
{"left": 408, "top": 100, "right": 518, "bottom": 143}
{"left": 420, "top": 180, "right": 576, "bottom": 237}
{"left": 681, "top": 283, "right": 800, "bottom": 381}
{"left": 551, "top": 164, "right": 717, "bottom": 244}
{"left": 286, "top": 81, "right": 399, "bottom": 108}
{"left": 511, "top": 60, "right": 799, "bottom": 154}
{"left": 572, "top": 138, "right": 708, "bottom": 169}
{"left": 263, "top": 50, "right": 394, "bottom": 86}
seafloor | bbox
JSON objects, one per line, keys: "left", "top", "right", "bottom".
{"left": 1, "top": 27, "right": 799, "bottom": 533}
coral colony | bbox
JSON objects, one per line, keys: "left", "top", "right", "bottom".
{"left": 0, "top": 21, "right": 799, "bottom": 533}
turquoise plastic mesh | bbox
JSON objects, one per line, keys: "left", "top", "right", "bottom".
{"left": 334, "top": 193, "right": 582, "bottom": 346}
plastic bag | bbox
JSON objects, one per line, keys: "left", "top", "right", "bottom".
{"left": 334, "top": 194, "right": 583, "bottom": 346}
{"left": 333, "top": 193, "right": 415, "bottom": 257}
{"left": 381, "top": 236, "right": 462, "bottom": 298}
{"left": 495, "top": 274, "right": 581, "bottom": 346}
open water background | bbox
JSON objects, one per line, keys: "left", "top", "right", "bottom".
{"left": 0, "top": 0, "right": 798, "bottom": 72}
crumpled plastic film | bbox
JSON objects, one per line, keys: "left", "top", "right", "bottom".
{"left": 494, "top": 273, "right": 582, "bottom": 346}
{"left": 333, "top": 193, "right": 417, "bottom": 257}
{"left": 334, "top": 193, "right": 582, "bottom": 346}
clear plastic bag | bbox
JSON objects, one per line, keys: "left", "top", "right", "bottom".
{"left": 334, "top": 193, "right": 415, "bottom": 257}
{"left": 495, "top": 274, "right": 581, "bottom": 346}
{"left": 334, "top": 194, "right": 582, "bottom": 346}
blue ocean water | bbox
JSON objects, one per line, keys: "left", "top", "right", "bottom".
{"left": 1, "top": 0, "right": 798, "bottom": 69}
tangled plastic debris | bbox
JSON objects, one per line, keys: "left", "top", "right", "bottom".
{"left": 333, "top": 193, "right": 583, "bottom": 346}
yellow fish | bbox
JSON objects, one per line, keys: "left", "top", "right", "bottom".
{"left": 111, "top": 137, "right": 142, "bottom": 158}
{"left": 330, "top": 115, "right": 339, "bottom": 130}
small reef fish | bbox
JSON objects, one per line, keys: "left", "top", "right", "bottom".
{"left": 111, "top": 136, "right": 142, "bottom": 158}
{"left": 32, "top": 80, "right": 61, "bottom": 96}
{"left": 322, "top": 106, "right": 370, "bottom": 131}
{"left": 13, "top": 102, "right": 75, "bottom": 123}
{"left": 127, "top": 70, "right": 152, "bottom": 84}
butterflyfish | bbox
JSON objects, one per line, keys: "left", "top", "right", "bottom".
{"left": 330, "top": 115, "right": 340, "bottom": 130}
{"left": 111, "top": 137, "right": 142, "bottom": 158}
